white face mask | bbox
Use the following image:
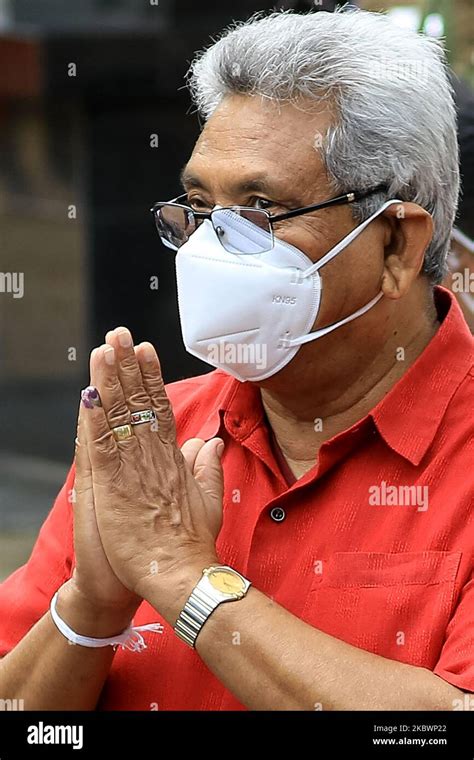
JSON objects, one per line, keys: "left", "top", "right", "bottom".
{"left": 175, "top": 199, "right": 401, "bottom": 382}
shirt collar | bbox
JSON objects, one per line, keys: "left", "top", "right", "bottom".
{"left": 371, "top": 286, "right": 473, "bottom": 465}
{"left": 196, "top": 287, "right": 473, "bottom": 466}
{"left": 194, "top": 370, "right": 264, "bottom": 442}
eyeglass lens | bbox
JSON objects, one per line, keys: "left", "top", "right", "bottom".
{"left": 156, "top": 204, "right": 274, "bottom": 253}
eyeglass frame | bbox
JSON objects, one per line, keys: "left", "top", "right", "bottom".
{"left": 149, "top": 183, "right": 389, "bottom": 252}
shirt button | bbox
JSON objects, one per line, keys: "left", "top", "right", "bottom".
{"left": 270, "top": 507, "right": 286, "bottom": 523}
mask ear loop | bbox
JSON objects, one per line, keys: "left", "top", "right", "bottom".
{"left": 282, "top": 198, "right": 404, "bottom": 349}
{"left": 302, "top": 198, "right": 403, "bottom": 277}
{"left": 286, "top": 290, "right": 385, "bottom": 347}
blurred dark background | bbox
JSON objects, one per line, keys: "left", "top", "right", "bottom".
{"left": 0, "top": 0, "right": 472, "bottom": 578}
{"left": 0, "top": 0, "right": 339, "bottom": 577}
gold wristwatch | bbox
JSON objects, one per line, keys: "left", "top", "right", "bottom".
{"left": 174, "top": 565, "right": 252, "bottom": 648}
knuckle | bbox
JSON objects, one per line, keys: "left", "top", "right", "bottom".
{"left": 101, "top": 376, "right": 123, "bottom": 399}
{"left": 193, "top": 461, "right": 208, "bottom": 479}
{"left": 90, "top": 430, "right": 115, "bottom": 456}
{"left": 128, "top": 390, "right": 150, "bottom": 409}
{"left": 106, "top": 398, "right": 130, "bottom": 424}
{"left": 120, "top": 353, "right": 141, "bottom": 374}
{"left": 146, "top": 376, "right": 164, "bottom": 395}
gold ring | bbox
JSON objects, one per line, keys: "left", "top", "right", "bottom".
{"left": 112, "top": 424, "right": 134, "bottom": 442}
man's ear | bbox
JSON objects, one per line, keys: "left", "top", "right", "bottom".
{"left": 380, "top": 202, "right": 434, "bottom": 299}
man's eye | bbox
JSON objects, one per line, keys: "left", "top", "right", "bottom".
{"left": 188, "top": 195, "right": 278, "bottom": 212}
{"left": 253, "top": 197, "right": 275, "bottom": 210}
{"left": 188, "top": 197, "right": 211, "bottom": 211}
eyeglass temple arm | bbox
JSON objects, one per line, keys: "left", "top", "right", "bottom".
{"left": 150, "top": 185, "right": 388, "bottom": 221}
{"left": 270, "top": 184, "right": 389, "bottom": 223}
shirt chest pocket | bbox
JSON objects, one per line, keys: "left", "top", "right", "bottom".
{"left": 301, "top": 551, "right": 462, "bottom": 668}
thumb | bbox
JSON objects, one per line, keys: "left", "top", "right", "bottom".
{"left": 192, "top": 438, "right": 224, "bottom": 510}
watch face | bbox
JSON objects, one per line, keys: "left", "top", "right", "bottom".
{"left": 207, "top": 570, "right": 245, "bottom": 595}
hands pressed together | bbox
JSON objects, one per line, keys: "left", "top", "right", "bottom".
{"left": 69, "top": 326, "right": 225, "bottom": 630}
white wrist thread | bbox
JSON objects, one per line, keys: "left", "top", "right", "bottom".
{"left": 50, "top": 591, "right": 164, "bottom": 652}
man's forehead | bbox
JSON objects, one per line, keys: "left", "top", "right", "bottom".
{"left": 202, "top": 92, "right": 334, "bottom": 130}
{"left": 183, "top": 95, "right": 331, "bottom": 181}
{"left": 182, "top": 122, "right": 330, "bottom": 195}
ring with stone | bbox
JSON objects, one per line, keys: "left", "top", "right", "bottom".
{"left": 130, "top": 410, "right": 156, "bottom": 426}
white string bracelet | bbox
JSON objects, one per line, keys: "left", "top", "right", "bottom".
{"left": 50, "top": 591, "right": 164, "bottom": 652}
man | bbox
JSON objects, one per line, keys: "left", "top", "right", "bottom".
{"left": 0, "top": 8, "right": 472, "bottom": 711}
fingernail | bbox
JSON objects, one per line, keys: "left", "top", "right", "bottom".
{"left": 104, "top": 347, "right": 115, "bottom": 365}
{"left": 117, "top": 329, "right": 132, "bottom": 348}
{"left": 142, "top": 343, "right": 155, "bottom": 363}
{"left": 216, "top": 441, "right": 225, "bottom": 458}
{"left": 81, "top": 386, "right": 101, "bottom": 409}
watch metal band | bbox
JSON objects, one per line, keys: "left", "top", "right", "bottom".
{"left": 174, "top": 583, "right": 221, "bottom": 648}
{"left": 174, "top": 566, "right": 251, "bottom": 648}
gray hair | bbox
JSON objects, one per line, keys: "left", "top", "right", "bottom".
{"left": 186, "top": 8, "right": 459, "bottom": 283}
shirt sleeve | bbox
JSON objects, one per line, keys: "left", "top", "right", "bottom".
{"left": 433, "top": 569, "right": 474, "bottom": 693}
{"left": 0, "top": 464, "right": 75, "bottom": 658}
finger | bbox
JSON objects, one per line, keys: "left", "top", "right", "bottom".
{"left": 73, "top": 402, "right": 100, "bottom": 538}
{"left": 192, "top": 438, "right": 225, "bottom": 511}
{"left": 74, "top": 400, "right": 92, "bottom": 496}
{"left": 134, "top": 342, "right": 177, "bottom": 443}
{"left": 181, "top": 438, "right": 206, "bottom": 471}
{"left": 104, "top": 327, "right": 151, "bottom": 414}
{"left": 72, "top": 402, "right": 95, "bottom": 576}
{"left": 89, "top": 344, "right": 132, "bottom": 429}
{"left": 89, "top": 345, "right": 147, "bottom": 444}
{"left": 80, "top": 385, "right": 123, "bottom": 478}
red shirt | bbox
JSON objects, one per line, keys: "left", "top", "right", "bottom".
{"left": 0, "top": 286, "right": 473, "bottom": 709}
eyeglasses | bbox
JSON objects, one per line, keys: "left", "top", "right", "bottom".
{"left": 150, "top": 184, "right": 388, "bottom": 254}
